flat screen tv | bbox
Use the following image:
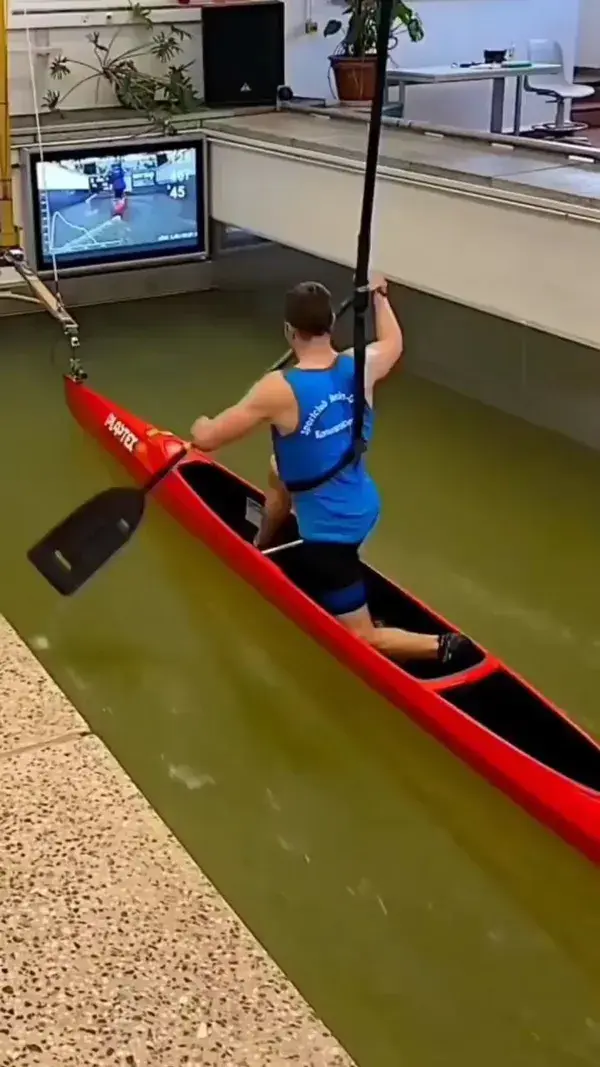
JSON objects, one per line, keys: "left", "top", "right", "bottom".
{"left": 23, "top": 137, "right": 207, "bottom": 273}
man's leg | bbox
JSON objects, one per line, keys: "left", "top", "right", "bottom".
{"left": 336, "top": 604, "right": 444, "bottom": 660}
{"left": 255, "top": 455, "right": 292, "bottom": 549}
{"left": 306, "top": 543, "right": 469, "bottom": 665}
{"left": 337, "top": 600, "right": 470, "bottom": 665}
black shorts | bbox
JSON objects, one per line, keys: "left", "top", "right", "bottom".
{"left": 299, "top": 541, "right": 367, "bottom": 616}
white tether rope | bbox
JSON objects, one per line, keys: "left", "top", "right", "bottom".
{"left": 22, "top": 3, "right": 60, "bottom": 290}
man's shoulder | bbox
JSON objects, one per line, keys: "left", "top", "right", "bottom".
{"left": 249, "top": 370, "right": 294, "bottom": 416}
{"left": 258, "top": 369, "right": 293, "bottom": 397}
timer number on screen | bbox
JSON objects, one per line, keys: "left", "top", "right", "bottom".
{"left": 168, "top": 184, "right": 187, "bottom": 199}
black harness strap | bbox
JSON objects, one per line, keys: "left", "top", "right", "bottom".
{"left": 273, "top": 423, "right": 366, "bottom": 495}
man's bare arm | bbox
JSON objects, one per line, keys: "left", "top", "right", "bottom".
{"left": 190, "top": 372, "right": 285, "bottom": 452}
{"left": 365, "top": 278, "right": 403, "bottom": 389}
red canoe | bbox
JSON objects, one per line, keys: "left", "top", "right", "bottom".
{"left": 64, "top": 374, "right": 600, "bottom": 864}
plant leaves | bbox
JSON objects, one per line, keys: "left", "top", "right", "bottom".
{"left": 43, "top": 89, "right": 61, "bottom": 110}
{"left": 151, "top": 31, "right": 184, "bottom": 63}
{"left": 323, "top": 19, "right": 342, "bottom": 37}
{"left": 325, "top": 0, "right": 424, "bottom": 54}
{"left": 49, "top": 54, "right": 71, "bottom": 79}
{"left": 46, "top": 5, "right": 198, "bottom": 124}
{"left": 86, "top": 31, "right": 107, "bottom": 51}
{"left": 170, "top": 24, "right": 191, "bottom": 41}
{"left": 129, "top": 0, "right": 153, "bottom": 28}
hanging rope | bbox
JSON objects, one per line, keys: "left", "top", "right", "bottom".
{"left": 23, "top": 0, "right": 59, "bottom": 292}
{"left": 1, "top": 3, "right": 82, "bottom": 364}
{"left": 0, "top": 0, "right": 17, "bottom": 247}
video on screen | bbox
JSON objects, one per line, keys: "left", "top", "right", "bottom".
{"left": 34, "top": 147, "right": 201, "bottom": 268}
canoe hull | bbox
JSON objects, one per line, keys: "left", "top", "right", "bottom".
{"left": 63, "top": 375, "right": 600, "bottom": 864}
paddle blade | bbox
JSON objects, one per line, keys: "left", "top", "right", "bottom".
{"left": 27, "top": 486, "right": 147, "bottom": 595}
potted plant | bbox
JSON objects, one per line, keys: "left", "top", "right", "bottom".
{"left": 324, "top": 0, "right": 424, "bottom": 106}
{"left": 44, "top": 1, "right": 199, "bottom": 132}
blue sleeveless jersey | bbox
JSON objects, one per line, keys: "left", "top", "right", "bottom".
{"left": 272, "top": 354, "right": 380, "bottom": 544}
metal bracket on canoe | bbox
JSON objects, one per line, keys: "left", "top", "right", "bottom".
{"left": 0, "top": 248, "right": 81, "bottom": 351}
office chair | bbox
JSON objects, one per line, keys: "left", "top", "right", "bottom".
{"left": 525, "top": 39, "right": 593, "bottom": 134}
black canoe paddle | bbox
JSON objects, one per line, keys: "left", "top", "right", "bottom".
{"left": 27, "top": 446, "right": 188, "bottom": 596}
{"left": 27, "top": 297, "right": 356, "bottom": 596}
{"left": 26, "top": 0, "right": 392, "bottom": 598}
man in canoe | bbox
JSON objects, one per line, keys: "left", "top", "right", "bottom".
{"left": 190, "top": 277, "right": 469, "bottom": 665}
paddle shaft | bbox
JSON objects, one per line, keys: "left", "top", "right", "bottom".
{"left": 50, "top": 296, "right": 356, "bottom": 522}
{"left": 146, "top": 300, "right": 355, "bottom": 486}
{"left": 351, "top": 0, "right": 395, "bottom": 452}
{"left": 269, "top": 7, "right": 392, "bottom": 497}
{"left": 146, "top": 293, "right": 351, "bottom": 484}
{"left": 30, "top": 93, "right": 384, "bottom": 590}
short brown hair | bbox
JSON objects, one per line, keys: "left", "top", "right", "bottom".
{"left": 284, "top": 282, "right": 333, "bottom": 338}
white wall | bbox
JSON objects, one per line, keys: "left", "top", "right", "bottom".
{"left": 8, "top": 0, "right": 581, "bottom": 132}
{"left": 288, "top": 0, "right": 582, "bottom": 130}
{"left": 8, "top": 0, "right": 203, "bottom": 117}
{"left": 576, "top": 0, "right": 600, "bottom": 67}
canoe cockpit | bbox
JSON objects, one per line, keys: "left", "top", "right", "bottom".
{"left": 177, "top": 458, "right": 483, "bottom": 678}
{"left": 178, "top": 460, "right": 600, "bottom": 793}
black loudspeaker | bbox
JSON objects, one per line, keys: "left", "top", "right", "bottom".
{"left": 202, "top": 1, "right": 285, "bottom": 108}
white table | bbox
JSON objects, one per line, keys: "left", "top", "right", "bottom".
{"left": 385, "top": 63, "right": 561, "bottom": 135}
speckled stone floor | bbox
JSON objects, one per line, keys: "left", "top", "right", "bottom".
{"left": 0, "top": 616, "right": 355, "bottom": 1067}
